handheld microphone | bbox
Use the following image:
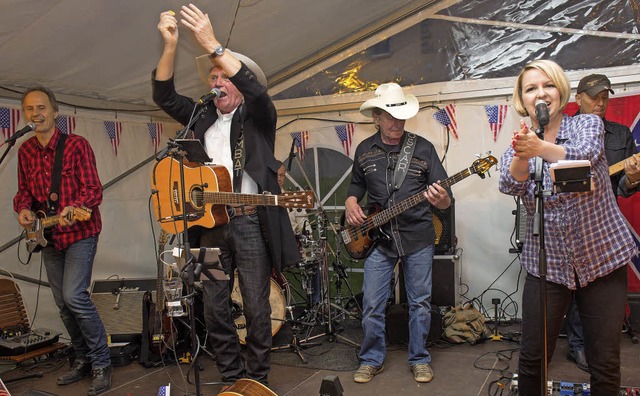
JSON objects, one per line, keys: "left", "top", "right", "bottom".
{"left": 198, "top": 88, "right": 222, "bottom": 105}
{"left": 4, "top": 122, "right": 36, "bottom": 144}
{"left": 534, "top": 100, "right": 550, "bottom": 127}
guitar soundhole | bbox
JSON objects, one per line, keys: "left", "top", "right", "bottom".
{"left": 190, "top": 187, "right": 203, "bottom": 210}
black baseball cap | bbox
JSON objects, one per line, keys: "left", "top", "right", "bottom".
{"left": 577, "top": 74, "right": 615, "bottom": 97}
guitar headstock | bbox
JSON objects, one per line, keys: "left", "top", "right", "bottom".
{"left": 279, "top": 190, "right": 315, "bottom": 209}
{"left": 471, "top": 155, "right": 498, "bottom": 179}
{"left": 73, "top": 206, "right": 93, "bottom": 222}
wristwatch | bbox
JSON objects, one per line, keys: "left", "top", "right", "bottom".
{"left": 210, "top": 45, "right": 225, "bottom": 59}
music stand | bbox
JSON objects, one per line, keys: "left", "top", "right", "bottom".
{"left": 174, "top": 247, "right": 229, "bottom": 282}
{"left": 173, "top": 139, "right": 212, "bottom": 164}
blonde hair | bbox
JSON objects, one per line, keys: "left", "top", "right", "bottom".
{"left": 512, "top": 60, "right": 571, "bottom": 117}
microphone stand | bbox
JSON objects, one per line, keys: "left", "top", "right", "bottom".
{"left": 532, "top": 123, "right": 549, "bottom": 396}
{"left": 154, "top": 104, "right": 210, "bottom": 396}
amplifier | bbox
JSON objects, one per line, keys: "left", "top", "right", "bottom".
{"left": 90, "top": 278, "right": 157, "bottom": 343}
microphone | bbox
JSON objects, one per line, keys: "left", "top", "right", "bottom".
{"left": 4, "top": 122, "right": 36, "bottom": 144}
{"left": 534, "top": 100, "right": 549, "bottom": 127}
{"left": 197, "top": 88, "right": 222, "bottom": 105}
{"left": 286, "top": 137, "right": 296, "bottom": 171}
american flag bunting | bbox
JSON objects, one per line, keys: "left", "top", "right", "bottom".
{"left": 484, "top": 104, "right": 508, "bottom": 142}
{"left": 147, "top": 122, "right": 163, "bottom": 153}
{"left": 0, "top": 107, "right": 21, "bottom": 140}
{"left": 335, "top": 123, "right": 355, "bottom": 157}
{"left": 433, "top": 104, "right": 459, "bottom": 140}
{"left": 290, "top": 131, "right": 309, "bottom": 161}
{"left": 104, "top": 120, "right": 123, "bottom": 156}
{"left": 56, "top": 115, "right": 76, "bottom": 134}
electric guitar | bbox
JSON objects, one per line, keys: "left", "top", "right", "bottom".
{"left": 609, "top": 152, "right": 640, "bottom": 176}
{"left": 340, "top": 155, "right": 497, "bottom": 259}
{"left": 151, "top": 157, "right": 315, "bottom": 234}
{"left": 218, "top": 378, "right": 277, "bottom": 396}
{"left": 24, "top": 206, "right": 92, "bottom": 253}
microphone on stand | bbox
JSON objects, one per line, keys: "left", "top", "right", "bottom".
{"left": 198, "top": 88, "right": 222, "bottom": 105}
{"left": 535, "top": 100, "right": 550, "bottom": 127}
{"left": 4, "top": 122, "right": 36, "bottom": 144}
{"left": 286, "top": 138, "right": 296, "bottom": 171}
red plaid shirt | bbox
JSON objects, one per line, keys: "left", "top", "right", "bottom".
{"left": 14, "top": 128, "right": 102, "bottom": 250}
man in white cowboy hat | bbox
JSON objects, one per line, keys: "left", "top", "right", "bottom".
{"left": 152, "top": 4, "right": 298, "bottom": 388}
{"left": 345, "top": 82, "right": 452, "bottom": 384}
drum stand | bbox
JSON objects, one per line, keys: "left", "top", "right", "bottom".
{"left": 271, "top": 305, "right": 321, "bottom": 364}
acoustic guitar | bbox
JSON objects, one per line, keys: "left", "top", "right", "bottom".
{"left": 24, "top": 206, "right": 92, "bottom": 253}
{"left": 340, "top": 155, "right": 497, "bottom": 259}
{"left": 218, "top": 378, "right": 277, "bottom": 396}
{"left": 151, "top": 157, "right": 314, "bottom": 234}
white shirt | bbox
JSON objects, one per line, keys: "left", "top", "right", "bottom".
{"left": 204, "top": 108, "right": 258, "bottom": 194}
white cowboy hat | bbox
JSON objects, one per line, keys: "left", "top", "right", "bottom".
{"left": 196, "top": 50, "right": 267, "bottom": 88}
{"left": 359, "top": 82, "right": 419, "bottom": 120}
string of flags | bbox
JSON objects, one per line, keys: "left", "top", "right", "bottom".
{"left": 103, "top": 121, "right": 123, "bottom": 157}
{"left": 147, "top": 122, "right": 163, "bottom": 153}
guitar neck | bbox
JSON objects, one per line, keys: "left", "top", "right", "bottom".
{"left": 610, "top": 153, "right": 640, "bottom": 176}
{"left": 40, "top": 212, "right": 74, "bottom": 229}
{"left": 368, "top": 166, "right": 473, "bottom": 227}
{"left": 203, "top": 192, "right": 277, "bottom": 206}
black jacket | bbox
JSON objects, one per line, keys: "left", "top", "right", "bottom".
{"left": 152, "top": 63, "right": 299, "bottom": 272}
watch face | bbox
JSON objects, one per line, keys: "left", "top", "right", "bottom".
{"left": 214, "top": 46, "right": 225, "bottom": 57}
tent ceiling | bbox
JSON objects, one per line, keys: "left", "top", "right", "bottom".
{"left": 1, "top": 0, "right": 639, "bottom": 117}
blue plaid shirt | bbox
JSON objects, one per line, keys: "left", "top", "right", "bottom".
{"left": 499, "top": 114, "right": 637, "bottom": 289}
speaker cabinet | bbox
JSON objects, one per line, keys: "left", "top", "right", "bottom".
{"left": 90, "top": 278, "right": 157, "bottom": 343}
{"left": 432, "top": 203, "right": 456, "bottom": 255}
{"left": 396, "top": 256, "right": 459, "bottom": 308}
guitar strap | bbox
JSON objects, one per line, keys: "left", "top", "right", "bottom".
{"left": 47, "top": 133, "right": 68, "bottom": 216}
{"left": 391, "top": 132, "right": 417, "bottom": 192}
{"left": 232, "top": 104, "right": 245, "bottom": 192}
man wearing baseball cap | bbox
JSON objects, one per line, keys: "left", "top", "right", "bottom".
{"left": 563, "top": 74, "right": 640, "bottom": 373}
{"left": 345, "top": 83, "right": 451, "bottom": 384}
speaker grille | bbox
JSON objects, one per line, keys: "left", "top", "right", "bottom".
{"left": 432, "top": 203, "right": 455, "bottom": 255}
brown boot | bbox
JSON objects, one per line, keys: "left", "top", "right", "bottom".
{"left": 87, "top": 365, "right": 112, "bottom": 396}
{"left": 57, "top": 359, "right": 91, "bottom": 385}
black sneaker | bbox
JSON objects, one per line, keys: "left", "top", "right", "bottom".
{"left": 57, "top": 359, "right": 91, "bottom": 385}
{"left": 87, "top": 365, "right": 112, "bottom": 396}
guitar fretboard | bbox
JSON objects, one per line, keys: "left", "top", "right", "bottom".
{"left": 367, "top": 167, "right": 472, "bottom": 228}
{"left": 200, "top": 191, "right": 277, "bottom": 206}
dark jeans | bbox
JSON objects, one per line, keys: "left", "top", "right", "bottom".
{"left": 43, "top": 236, "right": 111, "bottom": 369}
{"left": 200, "top": 213, "right": 272, "bottom": 383}
{"left": 518, "top": 266, "right": 627, "bottom": 395}
{"left": 565, "top": 297, "right": 584, "bottom": 352}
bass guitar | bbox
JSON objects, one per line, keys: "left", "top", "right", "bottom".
{"left": 609, "top": 152, "right": 640, "bottom": 176}
{"left": 340, "top": 155, "right": 497, "bottom": 259}
{"left": 24, "top": 206, "right": 92, "bottom": 253}
{"left": 151, "top": 157, "right": 315, "bottom": 234}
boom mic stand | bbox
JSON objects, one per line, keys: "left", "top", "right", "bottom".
{"left": 154, "top": 104, "right": 212, "bottom": 396}
{"left": 289, "top": 154, "right": 359, "bottom": 348}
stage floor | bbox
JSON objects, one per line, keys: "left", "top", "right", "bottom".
{"left": 1, "top": 323, "right": 639, "bottom": 396}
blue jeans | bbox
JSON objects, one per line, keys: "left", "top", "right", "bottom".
{"left": 565, "top": 297, "right": 584, "bottom": 352}
{"left": 517, "top": 267, "right": 627, "bottom": 396}
{"left": 43, "top": 236, "right": 110, "bottom": 369}
{"left": 359, "top": 245, "right": 433, "bottom": 367}
{"left": 200, "top": 213, "right": 272, "bottom": 383}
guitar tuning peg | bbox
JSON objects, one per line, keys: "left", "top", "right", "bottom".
{"left": 475, "top": 153, "right": 481, "bottom": 159}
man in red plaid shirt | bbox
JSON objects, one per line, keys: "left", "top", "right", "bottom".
{"left": 13, "top": 86, "right": 111, "bottom": 396}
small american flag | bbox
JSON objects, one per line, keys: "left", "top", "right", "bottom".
{"left": 433, "top": 104, "right": 459, "bottom": 140}
{"left": 157, "top": 384, "right": 170, "bottom": 396}
{"left": 147, "top": 122, "right": 163, "bottom": 153}
{"left": 290, "top": 131, "right": 309, "bottom": 161}
{"left": 56, "top": 115, "right": 76, "bottom": 134}
{"left": 484, "top": 105, "right": 508, "bottom": 142}
{"left": 104, "top": 120, "right": 122, "bottom": 156}
{"left": 0, "top": 107, "right": 21, "bottom": 140}
{"left": 335, "top": 123, "right": 355, "bottom": 157}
